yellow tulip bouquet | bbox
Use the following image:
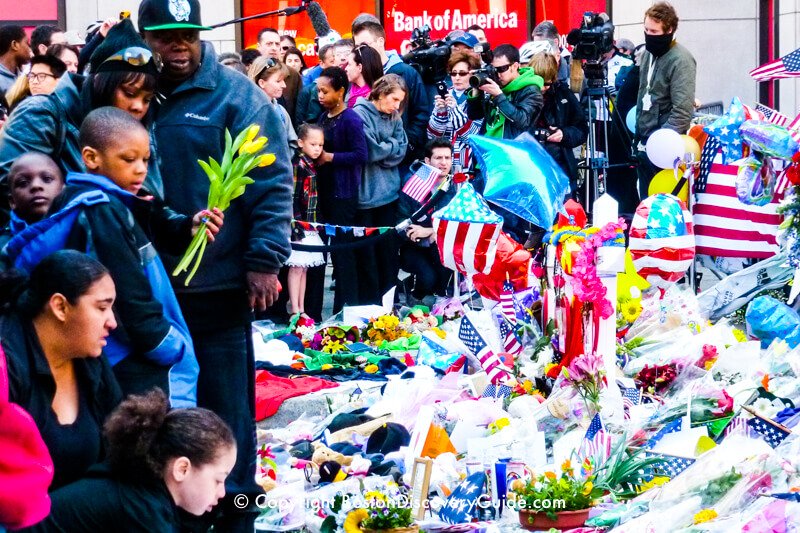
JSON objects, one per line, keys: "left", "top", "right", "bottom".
{"left": 172, "top": 125, "right": 276, "bottom": 285}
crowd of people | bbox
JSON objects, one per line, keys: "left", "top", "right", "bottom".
{"left": 0, "top": 0, "right": 697, "bottom": 531}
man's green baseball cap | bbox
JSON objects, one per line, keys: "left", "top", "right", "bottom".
{"left": 138, "top": 0, "right": 212, "bottom": 32}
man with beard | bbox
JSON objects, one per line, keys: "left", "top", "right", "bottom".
{"left": 137, "top": 0, "right": 293, "bottom": 531}
{"left": 634, "top": 1, "right": 696, "bottom": 198}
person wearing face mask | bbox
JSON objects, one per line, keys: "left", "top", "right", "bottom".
{"left": 634, "top": 1, "right": 696, "bottom": 199}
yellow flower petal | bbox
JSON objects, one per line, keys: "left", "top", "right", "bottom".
{"left": 258, "top": 153, "right": 276, "bottom": 167}
{"left": 244, "top": 124, "right": 260, "bottom": 143}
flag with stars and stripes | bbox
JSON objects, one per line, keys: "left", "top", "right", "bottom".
{"left": 402, "top": 161, "right": 443, "bottom": 204}
{"left": 458, "top": 314, "right": 513, "bottom": 384}
{"left": 496, "top": 315, "right": 522, "bottom": 355}
{"left": 723, "top": 416, "right": 751, "bottom": 438}
{"left": 440, "top": 472, "right": 486, "bottom": 524}
{"left": 498, "top": 280, "right": 517, "bottom": 325}
{"left": 629, "top": 193, "right": 695, "bottom": 289}
{"left": 620, "top": 385, "right": 642, "bottom": 419}
{"left": 481, "top": 384, "right": 513, "bottom": 399}
{"left": 646, "top": 418, "right": 683, "bottom": 448}
{"left": 578, "top": 413, "right": 612, "bottom": 463}
{"left": 748, "top": 415, "right": 791, "bottom": 448}
{"left": 433, "top": 183, "right": 503, "bottom": 276}
{"left": 750, "top": 48, "right": 800, "bottom": 82}
{"left": 755, "top": 103, "right": 790, "bottom": 127}
{"left": 789, "top": 112, "right": 800, "bottom": 144}
{"left": 644, "top": 452, "right": 696, "bottom": 478}
{"left": 694, "top": 138, "right": 785, "bottom": 259}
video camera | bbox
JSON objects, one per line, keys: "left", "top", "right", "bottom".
{"left": 402, "top": 25, "right": 451, "bottom": 85}
{"left": 567, "top": 12, "right": 614, "bottom": 62}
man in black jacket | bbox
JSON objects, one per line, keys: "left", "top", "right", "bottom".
{"left": 138, "top": 0, "right": 293, "bottom": 531}
{"left": 467, "top": 44, "right": 544, "bottom": 140}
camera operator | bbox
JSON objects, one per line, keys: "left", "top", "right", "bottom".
{"left": 528, "top": 52, "right": 588, "bottom": 196}
{"left": 466, "top": 44, "right": 543, "bottom": 140}
{"left": 427, "top": 52, "right": 482, "bottom": 173}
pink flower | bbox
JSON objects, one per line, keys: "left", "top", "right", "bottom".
{"left": 716, "top": 389, "right": 734, "bottom": 415}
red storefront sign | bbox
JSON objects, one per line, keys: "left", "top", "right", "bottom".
{"left": 241, "top": 0, "right": 373, "bottom": 58}
{"left": 383, "top": 0, "right": 530, "bottom": 53}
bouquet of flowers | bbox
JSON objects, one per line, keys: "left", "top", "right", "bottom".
{"left": 308, "top": 325, "right": 360, "bottom": 354}
{"left": 364, "top": 315, "right": 410, "bottom": 344}
{"left": 401, "top": 306, "right": 440, "bottom": 335}
{"left": 635, "top": 363, "right": 679, "bottom": 395}
{"left": 339, "top": 483, "right": 415, "bottom": 533}
{"left": 561, "top": 352, "right": 607, "bottom": 414}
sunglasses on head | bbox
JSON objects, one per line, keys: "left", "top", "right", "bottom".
{"left": 257, "top": 57, "right": 279, "bottom": 79}
{"left": 101, "top": 46, "right": 154, "bottom": 68}
{"left": 494, "top": 63, "right": 513, "bottom": 74}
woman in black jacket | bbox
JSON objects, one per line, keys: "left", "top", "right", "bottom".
{"left": 24, "top": 388, "right": 237, "bottom": 532}
{"left": 2, "top": 250, "right": 121, "bottom": 490}
{"left": 529, "top": 52, "right": 589, "bottom": 196}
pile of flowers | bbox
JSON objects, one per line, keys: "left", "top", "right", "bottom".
{"left": 337, "top": 483, "right": 414, "bottom": 533}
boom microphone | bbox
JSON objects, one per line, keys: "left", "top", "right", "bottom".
{"left": 305, "top": 1, "right": 341, "bottom": 47}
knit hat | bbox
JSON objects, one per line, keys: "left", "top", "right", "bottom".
{"left": 138, "top": 0, "right": 212, "bottom": 32}
{"left": 366, "top": 422, "right": 411, "bottom": 455}
{"left": 89, "top": 19, "right": 158, "bottom": 75}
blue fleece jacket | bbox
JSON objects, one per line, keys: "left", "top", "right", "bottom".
{"left": 150, "top": 43, "right": 293, "bottom": 292}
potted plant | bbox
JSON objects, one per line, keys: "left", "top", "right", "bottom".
{"left": 341, "top": 484, "right": 418, "bottom": 533}
{"left": 511, "top": 460, "right": 603, "bottom": 531}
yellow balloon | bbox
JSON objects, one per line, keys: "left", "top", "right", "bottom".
{"left": 648, "top": 168, "right": 689, "bottom": 204}
{"left": 681, "top": 134, "right": 701, "bottom": 162}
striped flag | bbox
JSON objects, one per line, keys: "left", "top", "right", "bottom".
{"left": 579, "top": 413, "right": 612, "bottom": 462}
{"left": 499, "top": 280, "right": 517, "bottom": 324}
{"left": 790, "top": 113, "right": 800, "bottom": 144}
{"left": 619, "top": 385, "right": 641, "bottom": 419}
{"left": 433, "top": 183, "right": 503, "bottom": 276}
{"left": 755, "top": 103, "right": 790, "bottom": 126}
{"left": 458, "top": 314, "right": 513, "bottom": 384}
{"left": 497, "top": 315, "right": 522, "bottom": 355}
{"left": 723, "top": 416, "right": 751, "bottom": 438}
{"left": 629, "top": 194, "right": 695, "bottom": 289}
{"left": 401, "top": 162, "right": 443, "bottom": 204}
{"left": 750, "top": 48, "right": 800, "bottom": 81}
{"left": 694, "top": 138, "right": 785, "bottom": 258}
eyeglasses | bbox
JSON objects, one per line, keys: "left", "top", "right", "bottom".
{"left": 543, "top": 82, "right": 553, "bottom": 87}
{"left": 101, "top": 46, "right": 154, "bottom": 67}
{"left": 27, "top": 72, "right": 56, "bottom": 83}
{"left": 450, "top": 70, "right": 470, "bottom": 77}
{"left": 494, "top": 63, "right": 513, "bottom": 74}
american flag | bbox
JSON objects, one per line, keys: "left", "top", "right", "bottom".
{"left": 646, "top": 418, "right": 683, "bottom": 449}
{"left": 433, "top": 183, "right": 502, "bottom": 276}
{"left": 750, "top": 47, "right": 800, "bottom": 82}
{"left": 629, "top": 193, "right": 695, "bottom": 289}
{"left": 499, "top": 280, "right": 517, "bottom": 325}
{"left": 620, "top": 385, "right": 642, "bottom": 419}
{"left": 458, "top": 314, "right": 513, "bottom": 384}
{"left": 644, "top": 452, "right": 696, "bottom": 478}
{"left": 723, "top": 416, "right": 751, "bottom": 438}
{"left": 401, "top": 162, "right": 443, "bottom": 203}
{"left": 748, "top": 416, "right": 791, "bottom": 448}
{"left": 694, "top": 138, "right": 785, "bottom": 258}
{"left": 497, "top": 315, "right": 522, "bottom": 355}
{"left": 481, "top": 384, "right": 512, "bottom": 398}
{"left": 579, "top": 413, "right": 612, "bottom": 462}
{"left": 755, "top": 103, "right": 790, "bottom": 126}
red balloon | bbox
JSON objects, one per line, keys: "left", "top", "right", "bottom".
{"left": 472, "top": 232, "right": 531, "bottom": 300}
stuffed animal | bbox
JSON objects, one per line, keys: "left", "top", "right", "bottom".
{"left": 311, "top": 443, "right": 353, "bottom": 468}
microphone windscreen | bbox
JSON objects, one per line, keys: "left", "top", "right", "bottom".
{"left": 306, "top": 1, "right": 332, "bottom": 36}
{"left": 566, "top": 29, "right": 582, "bottom": 46}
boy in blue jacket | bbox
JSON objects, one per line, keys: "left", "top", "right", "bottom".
{"left": 43, "top": 107, "right": 222, "bottom": 406}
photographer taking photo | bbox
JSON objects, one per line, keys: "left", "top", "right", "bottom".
{"left": 528, "top": 52, "right": 588, "bottom": 195}
{"left": 466, "top": 44, "right": 543, "bottom": 140}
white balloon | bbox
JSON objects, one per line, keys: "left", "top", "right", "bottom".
{"left": 646, "top": 128, "right": 685, "bottom": 169}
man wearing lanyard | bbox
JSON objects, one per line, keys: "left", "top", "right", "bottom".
{"left": 634, "top": 1, "right": 696, "bottom": 199}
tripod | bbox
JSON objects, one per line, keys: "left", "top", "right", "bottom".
{"left": 577, "top": 62, "right": 634, "bottom": 221}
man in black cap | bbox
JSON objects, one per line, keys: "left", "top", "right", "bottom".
{"left": 137, "top": 1, "right": 293, "bottom": 531}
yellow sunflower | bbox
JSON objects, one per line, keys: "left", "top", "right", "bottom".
{"left": 343, "top": 508, "right": 369, "bottom": 533}
{"left": 693, "top": 508, "right": 718, "bottom": 524}
{"left": 621, "top": 299, "right": 642, "bottom": 323}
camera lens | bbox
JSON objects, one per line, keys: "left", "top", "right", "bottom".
{"left": 469, "top": 73, "right": 485, "bottom": 89}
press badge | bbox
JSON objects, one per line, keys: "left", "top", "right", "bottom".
{"left": 642, "top": 93, "right": 652, "bottom": 111}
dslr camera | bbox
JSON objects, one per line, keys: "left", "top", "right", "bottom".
{"left": 531, "top": 128, "right": 550, "bottom": 143}
{"left": 469, "top": 65, "right": 498, "bottom": 89}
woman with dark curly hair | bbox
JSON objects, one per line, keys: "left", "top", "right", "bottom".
{"left": 25, "top": 388, "right": 236, "bottom": 532}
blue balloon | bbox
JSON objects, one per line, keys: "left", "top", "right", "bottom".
{"left": 469, "top": 133, "right": 570, "bottom": 229}
{"left": 626, "top": 107, "right": 637, "bottom": 133}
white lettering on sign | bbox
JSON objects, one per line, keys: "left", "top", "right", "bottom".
{"left": 392, "top": 9, "right": 518, "bottom": 32}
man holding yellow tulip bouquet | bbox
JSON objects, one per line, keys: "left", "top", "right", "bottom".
{"left": 137, "top": 0, "right": 293, "bottom": 531}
